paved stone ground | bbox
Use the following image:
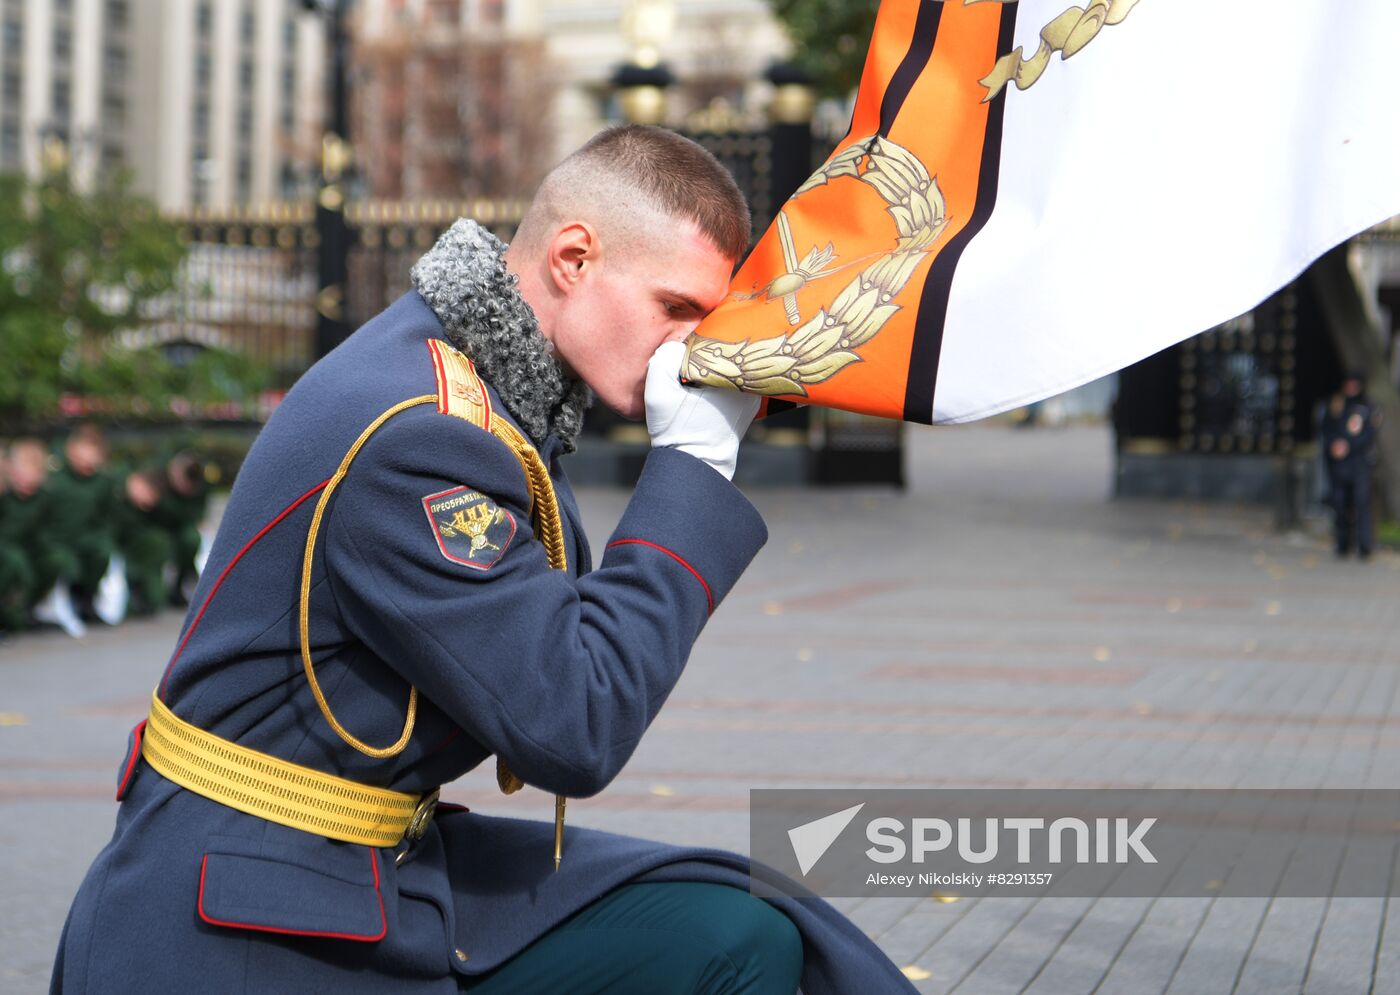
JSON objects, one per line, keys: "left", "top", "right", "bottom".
{"left": 4, "top": 423, "right": 1399, "bottom": 994}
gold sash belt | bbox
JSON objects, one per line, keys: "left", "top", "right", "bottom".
{"left": 141, "top": 691, "right": 436, "bottom": 849}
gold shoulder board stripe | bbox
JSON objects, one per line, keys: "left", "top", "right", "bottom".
{"left": 419, "top": 338, "right": 568, "bottom": 813}
{"left": 427, "top": 338, "right": 492, "bottom": 429}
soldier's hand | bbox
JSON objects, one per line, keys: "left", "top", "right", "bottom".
{"left": 645, "top": 341, "right": 760, "bottom": 481}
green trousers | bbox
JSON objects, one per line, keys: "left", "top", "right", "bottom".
{"left": 71, "top": 533, "right": 115, "bottom": 599}
{"left": 459, "top": 881, "right": 803, "bottom": 994}
{"left": 121, "top": 527, "right": 174, "bottom": 615}
{"left": 0, "top": 544, "right": 31, "bottom": 631}
{"left": 26, "top": 540, "right": 80, "bottom": 607}
{"left": 171, "top": 524, "right": 202, "bottom": 592}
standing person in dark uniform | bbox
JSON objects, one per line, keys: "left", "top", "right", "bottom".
{"left": 47, "top": 423, "right": 119, "bottom": 617}
{"left": 1320, "top": 373, "right": 1382, "bottom": 559}
{"left": 53, "top": 127, "right": 917, "bottom": 994}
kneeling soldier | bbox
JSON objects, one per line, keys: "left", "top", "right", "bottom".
{"left": 114, "top": 469, "right": 174, "bottom": 617}
{"left": 0, "top": 446, "right": 32, "bottom": 633}
{"left": 48, "top": 423, "right": 118, "bottom": 620}
{"left": 3, "top": 438, "right": 85, "bottom": 637}
{"left": 154, "top": 450, "right": 210, "bottom": 605}
{"left": 54, "top": 127, "right": 916, "bottom": 994}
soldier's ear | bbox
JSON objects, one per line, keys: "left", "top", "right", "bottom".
{"left": 547, "top": 222, "right": 598, "bottom": 295}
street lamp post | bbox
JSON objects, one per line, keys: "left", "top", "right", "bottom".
{"left": 613, "top": 0, "right": 675, "bottom": 126}
{"left": 304, "top": 0, "right": 354, "bottom": 359}
{"left": 610, "top": 62, "right": 674, "bottom": 126}
{"left": 763, "top": 62, "right": 815, "bottom": 207}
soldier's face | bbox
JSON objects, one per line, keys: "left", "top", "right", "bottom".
{"left": 551, "top": 218, "right": 734, "bottom": 419}
{"left": 65, "top": 437, "right": 107, "bottom": 476}
{"left": 126, "top": 473, "right": 160, "bottom": 512}
{"left": 7, "top": 446, "right": 47, "bottom": 497}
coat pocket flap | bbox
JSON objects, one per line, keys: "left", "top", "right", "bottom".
{"left": 198, "top": 838, "right": 387, "bottom": 942}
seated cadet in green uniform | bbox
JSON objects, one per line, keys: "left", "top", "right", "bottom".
{"left": 48, "top": 423, "right": 118, "bottom": 619}
{"left": 1, "top": 438, "right": 86, "bottom": 637}
{"left": 152, "top": 451, "right": 209, "bottom": 605}
{"left": 113, "top": 468, "right": 173, "bottom": 617}
{"left": 0, "top": 446, "right": 32, "bottom": 633}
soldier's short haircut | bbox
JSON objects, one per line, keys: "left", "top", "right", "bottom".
{"left": 8, "top": 437, "right": 47, "bottom": 459}
{"left": 516, "top": 125, "right": 751, "bottom": 263}
{"left": 66, "top": 422, "right": 107, "bottom": 448}
{"left": 5, "top": 437, "right": 49, "bottom": 479}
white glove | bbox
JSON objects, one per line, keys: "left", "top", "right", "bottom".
{"left": 645, "top": 341, "right": 761, "bottom": 481}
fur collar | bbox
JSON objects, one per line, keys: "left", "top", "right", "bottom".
{"left": 410, "top": 219, "right": 591, "bottom": 452}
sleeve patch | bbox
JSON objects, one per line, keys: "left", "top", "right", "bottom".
{"left": 421, "top": 487, "right": 515, "bottom": 570}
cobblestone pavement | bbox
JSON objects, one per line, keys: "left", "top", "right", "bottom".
{"left": 4, "top": 424, "right": 1399, "bottom": 994}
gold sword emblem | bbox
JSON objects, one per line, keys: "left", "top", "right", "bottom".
{"left": 736, "top": 210, "right": 841, "bottom": 327}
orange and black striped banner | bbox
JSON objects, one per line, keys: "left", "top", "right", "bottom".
{"left": 683, "top": 0, "right": 1018, "bottom": 424}
{"left": 685, "top": 1, "right": 1400, "bottom": 426}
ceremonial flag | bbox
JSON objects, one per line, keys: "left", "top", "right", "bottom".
{"left": 682, "top": 0, "right": 1400, "bottom": 423}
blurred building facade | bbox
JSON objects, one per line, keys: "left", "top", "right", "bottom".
{"left": 0, "top": 0, "right": 323, "bottom": 209}
{"left": 515, "top": 0, "right": 790, "bottom": 159}
{"left": 351, "top": 0, "right": 553, "bottom": 199}
{"left": 349, "top": 0, "right": 790, "bottom": 199}
{"left": 0, "top": 0, "right": 789, "bottom": 206}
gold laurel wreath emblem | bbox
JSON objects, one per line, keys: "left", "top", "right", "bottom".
{"left": 682, "top": 1, "right": 1143, "bottom": 399}
{"left": 683, "top": 135, "right": 947, "bottom": 397}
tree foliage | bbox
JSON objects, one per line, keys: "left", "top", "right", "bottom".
{"left": 0, "top": 165, "right": 265, "bottom": 431}
{"left": 768, "top": 0, "right": 879, "bottom": 99}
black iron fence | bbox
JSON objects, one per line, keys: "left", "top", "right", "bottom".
{"left": 158, "top": 200, "right": 525, "bottom": 391}
{"left": 158, "top": 205, "right": 318, "bottom": 387}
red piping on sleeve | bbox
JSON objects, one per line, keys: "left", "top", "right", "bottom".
{"left": 605, "top": 539, "right": 714, "bottom": 615}
{"left": 115, "top": 719, "right": 147, "bottom": 800}
{"left": 159, "top": 480, "right": 330, "bottom": 700}
{"left": 197, "top": 848, "right": 387, "bottom": 943}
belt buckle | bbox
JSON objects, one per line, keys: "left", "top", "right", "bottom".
{"left": 396, "top": 788, "right": 439, "bottom": 867}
